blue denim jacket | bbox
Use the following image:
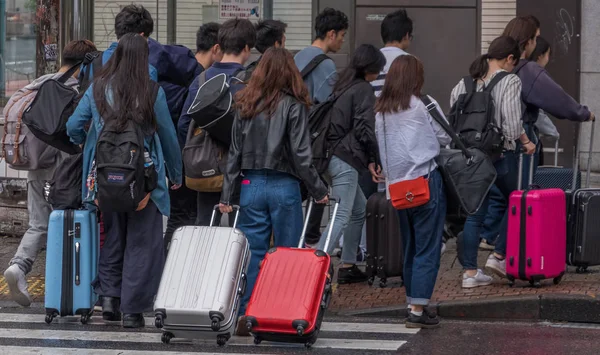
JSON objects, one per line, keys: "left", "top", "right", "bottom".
{"left": 66, "top": 85, "right": 183, "bottom": 217}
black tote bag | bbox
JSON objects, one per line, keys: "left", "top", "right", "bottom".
{"left": 421, "top": 96, "right": 497, "bottom": 215}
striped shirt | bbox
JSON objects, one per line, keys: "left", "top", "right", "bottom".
{"left": 371, "top": 47, "right": 409, "bottom": 97}
{"left": 450, "top": 70, "right": 525, "bottom": 151}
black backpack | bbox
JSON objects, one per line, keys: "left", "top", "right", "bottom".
{"left": 307, "top": 82, "right": 357, "bottom": 175}
{"left": 95, "top": 83, "right": 159, "bottom": 213}
{"left": 46, "top": 153, "right": 83, "bottom": 210}
{"left": 186, "top": 68, "right": 247, "bottom": 146}
{"left": 22, "top": 51, "right": 103, "bottom": 155}
{"left": 448, "top": 73, "right": 508, "bottom": 159}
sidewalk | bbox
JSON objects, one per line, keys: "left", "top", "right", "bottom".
{"left": 2, "top": 235, "right": 600, "bottom": 323}
{"left": 330, "top": 238, "right": 600, "bottom": 323}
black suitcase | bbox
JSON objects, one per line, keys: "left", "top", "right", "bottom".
{"left": 567, "top": 121, "right": 600, "bottom": 273}
{"left": 365, "top": 192, "right": 404, "bottom": 288}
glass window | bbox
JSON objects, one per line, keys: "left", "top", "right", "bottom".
{"left": 1, "top": 0, "right": 37, "bottom": 114}
{"left": 93, "top": 0, "right": 167, "bottom": 50}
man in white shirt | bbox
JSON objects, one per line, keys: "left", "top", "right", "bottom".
{"left": 372, "top": 9, "right": 413, "bottom": 96}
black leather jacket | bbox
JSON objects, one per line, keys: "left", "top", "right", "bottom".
{"left": 220, "top": 95, "right": 328, "bottom": 204}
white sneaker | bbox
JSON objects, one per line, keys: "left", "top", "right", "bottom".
{"left": 3, "top": 264, "right": 32, "bottom": 307}
{"left": 479, "top": 239, "right": 495, "bottom": 251}
{"left": 441, "top": 242, "right": 447, "bottom": 256}
{"left": 485, "top": 254, "right": 507, "bottom": 278}
{"left": 462, "top": 269, "right": 493, "bottom": 288}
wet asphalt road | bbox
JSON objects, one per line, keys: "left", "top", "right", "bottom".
{"left": 0, "top": 303, "right": 599, "bottom": 354}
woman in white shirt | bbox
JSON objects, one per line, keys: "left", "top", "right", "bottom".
{"left": 374, "top": 55, "right": 451, "bottom": 329}
{"left": 450, "top": 36, "right": 535, "bottom": 289}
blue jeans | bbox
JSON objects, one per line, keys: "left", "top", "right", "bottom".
{"left": 396, "top": 169, "right": 446, "bottom": 306}
{"left": 237, "top": 169, "right": 304, "bottom": 315}
{"left": 317, "top": 156, "right": 366, "bottom": 264}
{"left": 479, "top": 185, "right": 506, "bottom": 244}
{"left": 461, "top": 151, "right": 519, "bottom": 269}
{"left": 521, "top": 123, "right": 539, "bottom": 188}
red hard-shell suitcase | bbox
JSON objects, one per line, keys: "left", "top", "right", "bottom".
{"left": 244, "top": 198, "right": 340, "bottom": 348}
{"left": 506, "top": 154, "right": 566, "bottom": 287}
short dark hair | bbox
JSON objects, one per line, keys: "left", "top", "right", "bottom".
{"left": 62, "top": 39, "right": 98, "bottom": 66}
{"left": 314, "top": 8, "right": 348, "bottom": 40}
{"left": 114, "top": 5, "right": 154, "bottom": 39}
{"left": 255, "top": 19, "right": 287, "bottom": 54}
{"left": 381, "top": 9, "right": 413, "bottom": 44}
{"left": 218, "top": 18, "right": 257, "bottom": 55}
{"left": 524, "top": 15, "right": 541, "bottom": 29}
{"left": 529, "top": 36, "right": 551, "bottom": 62}
{"left": 196, "top": 22, "right": 220, "bottom": 53}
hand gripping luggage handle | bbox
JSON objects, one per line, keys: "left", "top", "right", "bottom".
{"left": 572, "top": 120, "right": 596, "bottom": 190}
{"left": 517, "top": 153, "right": 535, "bottom": 191}
{"left": 210, "top": 205, "right": 241, "bottom": 229}
{"left": 297, "top": 197, "right": 340, "bottom": 251}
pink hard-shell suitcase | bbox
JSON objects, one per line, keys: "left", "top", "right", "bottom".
{"left": 506, "top": 154, "right": 566, "bottom": 287}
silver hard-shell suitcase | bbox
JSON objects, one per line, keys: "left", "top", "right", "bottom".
{"left": 154, "top": 206, "right": 249, "bottom": 346}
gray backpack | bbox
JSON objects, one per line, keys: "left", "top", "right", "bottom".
{"left": 1, "top": 88, "right": 59, "bottom": 170}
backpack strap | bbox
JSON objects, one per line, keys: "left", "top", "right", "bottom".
{"left": 463, "top": 76, "right": 477, "bottom": 94}
{"left": 483, "top": 71, "right": 509, "bottom": 92}
{"left": 58, "top": 61, "right": 84, "bottom": 84}
{"left": 78, "top": 51, "right": 103, "bottom": 92}
{"left": 301, "top": 54, "right": 330, "bottom": 79}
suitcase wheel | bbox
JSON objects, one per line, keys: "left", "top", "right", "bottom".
{"left": 379, "top": 278, "right": 388, "bottom": 288}
{"left": 45, "top": 314, "right": 55, "bottom": 324}
{"left": 576, "top": 266, "right": 588, "bottom": 274}
{"left": 553, "top": 275, "right": 563, "bottom": 285}
{"left": 155, "top": 314, "right": 164, "bottom": 329}
{"left": 80, "top": 313, "right": 91, "bottom": 325}
{"left": 507, "top": 275, "right": 515, "bottom": 287}
{"left": 528, "top": 279, "right": 542, "bottom": 288}
{"left": 305, "top": 341, "right": 314, "bottom": 349}
{"left": 253, "top": 336, "right": 262, "bottom": 345}
{"left": 161, "top": 332, "right": 174, "bottom": 344}
{"left": 217, "top": 334, "right": 229, "bottom": 346}
{"left": 367, "top": 277, "right": 374, "bottom": 286}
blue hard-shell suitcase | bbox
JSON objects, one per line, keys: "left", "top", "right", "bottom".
{"left": 45, "top": 209, "right": 99, "bottom": 324}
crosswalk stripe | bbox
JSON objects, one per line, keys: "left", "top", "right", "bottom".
{"left": 0, "top": 346, "right": 265, "bottom": 355}
{"left": 0, "top": 313, "right": 418, "bottom": 334}
{"left": 0, "top": 328, "right": 407, "bottom": 351}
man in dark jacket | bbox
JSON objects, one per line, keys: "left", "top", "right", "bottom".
{"left": 245, "top": 19, "right": 287, "bottom": 77}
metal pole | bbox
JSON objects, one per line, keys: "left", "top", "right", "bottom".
{"left": 263, "top": 0, "right": 273, "bottom": 20}
{"left": 167, "top": 0, "right": 176, "bottom": 45}
{"left": 0, "top": 0, "right": 6, "bottom": 98}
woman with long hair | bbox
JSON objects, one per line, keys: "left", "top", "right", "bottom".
{"left": 67, "top": 33, "right": 182, "bottom": 328}
{"left": 450, "top": 36, "right": 534, "bottom": 288}
{"left": 315, "top": 44, "right": 384, "bottom": 284}
{"left": 218, "top": 47, "right": 328, "bottom": 335}
{"left": 375, "top": 55, "right": 451, "bottom": 328}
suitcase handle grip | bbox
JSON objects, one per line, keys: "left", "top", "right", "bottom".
{"left": 298, "top": 197, "right": 340, "bottom": 250}
{"left": 210, "top": 205, "right": 240, "bottom": 228}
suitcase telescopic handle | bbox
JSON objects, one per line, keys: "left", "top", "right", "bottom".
{"left": 297, "top": 197, "right": 341, "bottom": 251}
{"left": 572, "top": 120, "right": 596, "bottom": 190}
{"left": 517, "top": 152, "right": 535, "bottom": 191}
{"left": 210, "top": 205, "right": 241, "bottom": 228}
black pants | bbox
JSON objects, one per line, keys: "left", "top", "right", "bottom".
{"left": 94, "top": 201, "right": 164, "bottom": 314}
{"left": 164, "top": 180, "right": 197, "bottom": 253}
{"left": 196, "top": 191, "right": 239, "bottom": 226}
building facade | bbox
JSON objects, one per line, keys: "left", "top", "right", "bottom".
{"left": 0, "top": 0, "right": 597, "bottom": 178}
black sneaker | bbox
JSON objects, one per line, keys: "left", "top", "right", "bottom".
{"left": 101, "top": 296, "right": 122, "bottom": 321}
{"left": 123, "top": 313, "right": 145, "bottom": 328}
{"left": 405, "top": 309, "right": 440, "bottom": 329}
{"left": 337, "top": 265, "right": 368, "bottom": 284}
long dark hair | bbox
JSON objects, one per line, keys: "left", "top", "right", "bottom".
{"left": 333, "top": 44, "right": 385, "bottom": 93}
{"left": 469, "top": 36, "right": 520, "bottom": 80}
{"left": 529, "top": 36, "right": 551, "bottom": 62}
{"left": 93, "top": 33, "right": 155, "bottom": 133}
{"left": 235, "top": 47, "right": 310, "bottom": 118}
{"left": 502, "top": 17, "right": 538, "bottom": 53}
{"left": 375, "top": 55, "right": 424, "bottom": 114}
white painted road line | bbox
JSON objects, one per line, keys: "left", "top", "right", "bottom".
{"left": 0, "top": 313, "right": 418, "bottom": 334}
{"left": 0, "top": 346, "right": 264, "bottom": 355}
{"left": 0, "top": 328, "right": 407, "bottom": 351}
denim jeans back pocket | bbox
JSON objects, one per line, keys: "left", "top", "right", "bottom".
{"left": 240, "top": 181, "right": 258, "bottom": 208}
{"left": 274, "top": 180, "right": 301, "bottom": 210}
